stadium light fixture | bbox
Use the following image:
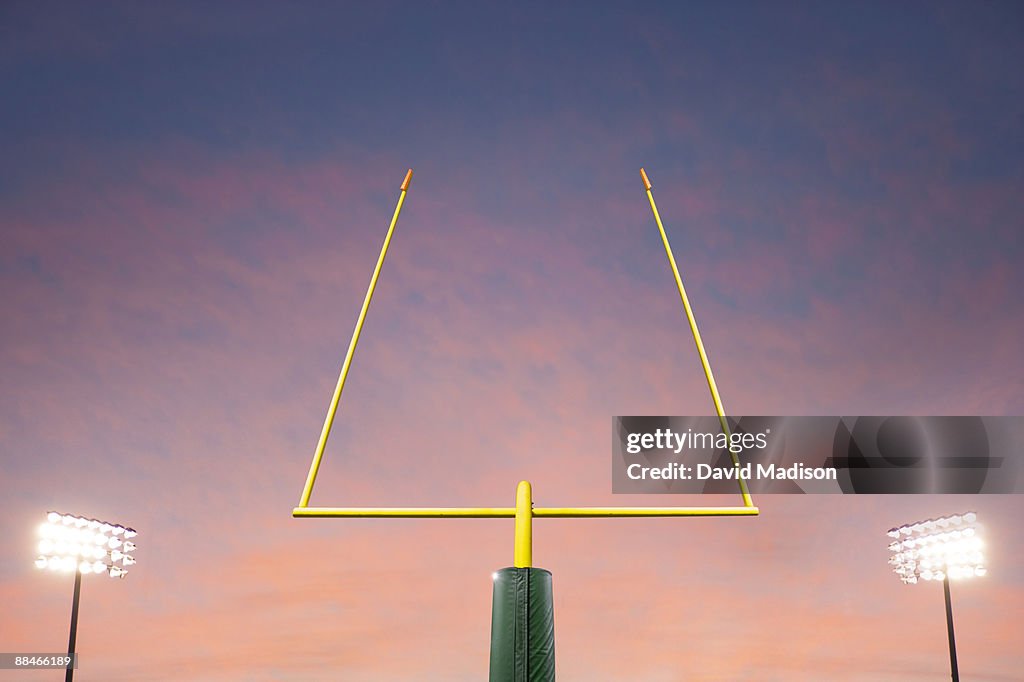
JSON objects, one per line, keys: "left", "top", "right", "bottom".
{"left": 35, "top": 512, "right": 138, "bottom": 682}
{"left": 887, "top": 512, "right": 983, "bottom": 682}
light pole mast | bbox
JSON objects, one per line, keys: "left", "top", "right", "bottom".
{"left": 65, "top": 570, "right": 82, "bottom": 682}
{"left": 942, "top": 574, "right": 959, "bottom": 682}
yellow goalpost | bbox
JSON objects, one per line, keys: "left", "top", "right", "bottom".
{"left": 291, "top": 167, "right": 757, "bottom": 572}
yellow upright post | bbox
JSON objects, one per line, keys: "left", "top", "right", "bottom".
{"left": 514, "top": 481, "right": 533, "bottom": 568}
{"left": 640, "top": 168, "right": 754, "bottom": 508}
{"left": 298, "top": 169, "right": 413, "bottom": 508}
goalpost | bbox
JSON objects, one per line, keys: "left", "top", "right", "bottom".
{"left": 290, "top": 168, "right": 758, "bottom": 681}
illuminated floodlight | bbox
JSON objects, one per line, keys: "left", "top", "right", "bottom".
{"left": 36, "top": 511, "right": 139, "bottom": 578}
{"left": 887, "top": 512, "right": 987, "bottom": 682}
{"left": 886, "top": 512, "right": 986, "bottom": 584}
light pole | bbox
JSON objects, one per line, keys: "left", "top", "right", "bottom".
{"left": 35, "top": 511, "right": 138, "bottom": 682}
{"left": 887, "top": 512, "right": 985, "bottom": 682}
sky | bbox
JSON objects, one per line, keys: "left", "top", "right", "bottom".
{"left": 1, "top": 1, "right": 1023, "bottom": 680}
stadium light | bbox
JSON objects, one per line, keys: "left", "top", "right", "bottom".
{"left": 887, "top": 512, "right": 983, "bottom": 682}
{"left": 35, "top": 511, "right": 138, "bottom": 682}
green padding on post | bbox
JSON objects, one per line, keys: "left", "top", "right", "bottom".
{"left": 489, "top": 567, "right": 555, "bottom": 682}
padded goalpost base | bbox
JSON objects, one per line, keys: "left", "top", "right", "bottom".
{"left": 489, "top": 567, "right": 555, "bottom": 682}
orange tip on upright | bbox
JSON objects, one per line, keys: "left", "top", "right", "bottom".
{"left": 639, "top": 167, "right": 652, "bottom": 191}
{"left": 400, "top": 168, "right": 413, "bottom": 191}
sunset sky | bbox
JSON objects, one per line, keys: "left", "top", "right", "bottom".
{"left": 2, "top": 2, "right": 1022, "bottom": 680}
